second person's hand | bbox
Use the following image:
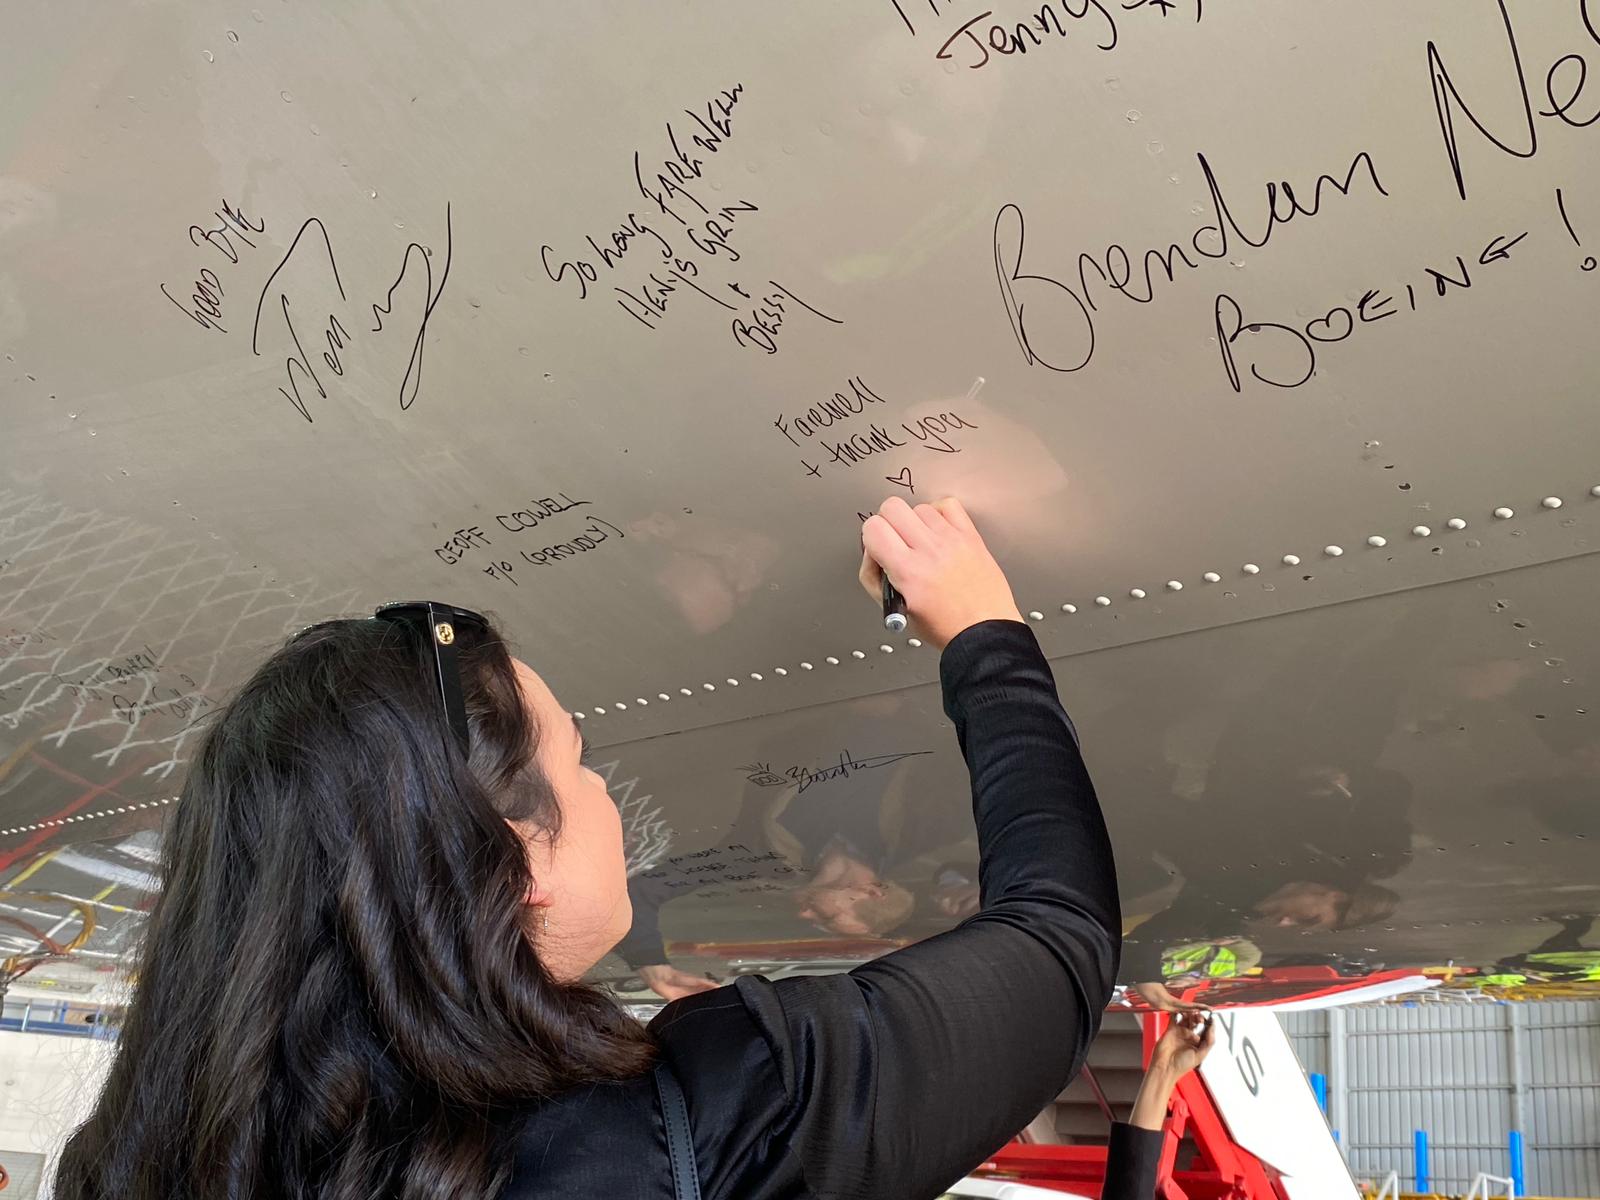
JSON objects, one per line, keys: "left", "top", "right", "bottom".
{"left": 858, "top": 496, "right": 1025, "bottom": 651}
{"left": 1151, "top": 1010, "right": 1217, "bottom": 1076}
{"left": 1128, "top": 979, "right": 1207, "bottom": 1013}
{"left": 1128, "top": 1010, "right": 1217, "bottom": 1132}
{"left": 637, "top": 964, "right": 721, "bottom": 1001}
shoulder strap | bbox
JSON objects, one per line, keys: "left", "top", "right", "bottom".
{"left": 653, "top": 1060, "right": 702, "bottom": 1200}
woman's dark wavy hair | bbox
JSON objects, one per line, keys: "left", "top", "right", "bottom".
{"left": 54, "top": 613, "right": 655, "bottom": 1200}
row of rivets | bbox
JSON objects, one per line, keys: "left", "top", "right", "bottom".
{"left": 565, "top": 492, "right": 1589, "bottom": 721}
{"left": 573, "top": 640, "right": 927, "bottom": 718}
{"left": 0, "top": 796, "right": 178, "bottom": 838}
{"left": 4, "top": 490, "right": 1582, "bottom": 838}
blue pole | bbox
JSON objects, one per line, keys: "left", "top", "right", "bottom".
{"left": 1415, "top": 1130, "right": 1430, "bottom": 1192}
{"left": 1509, "top": 1130, "right": 1525, "bottom": 1198}
{"left": 1310, "top": 1072, "right": 1328, "bottom": 1116}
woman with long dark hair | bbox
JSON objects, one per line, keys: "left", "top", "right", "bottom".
{"left": 54, "top": 495, "right": 1120, "bottom": 1200}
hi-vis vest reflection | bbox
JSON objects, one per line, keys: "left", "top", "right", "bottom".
{"left": 1162, "top": 938, "right": 1263, "bottom": 980}
{"left": 1483, "top": 952, "right": 1600, "bottom": 987}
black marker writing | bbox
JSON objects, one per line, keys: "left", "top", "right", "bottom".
{"left": 936, "top": 1, "right": 1118, "bottom": 71}
{"left": 370, "top": 203, "right": 454, "bottom": 410}
{"left": 190, "top": 201, "right": 265, "bottom": 263}
{"left": 888, "top": 0, "right": 958, "bottom": 35}
{"left": 1214, "top": 229, "right": 1528, "bottom": 392}
{"left": 775, "top": 377, "right": 889, "bottom": 446}
{"left": 615, "top": 262, "right": 739, "bottom": 328}
{"left": 740, "top": 762, "right": 790, "bottom": 787}
{"left": 635, "top": 85, "right": 745, "bottom": 227}
{"left": 252, "top": 218, "right": 349, "bottom": 423}
{"left": 1556, "top": 186, "right": 1599, "bottom": 269}
{"left": 731, "top": 281, "right": 843, "bottom": 354}
{"left": 542, "top": 85, "right": 745, "bottom": 299}
{"left": 1122, "top": 0, "right": 1199, "bottom": 19}
{"left": 894, "top": 0, "right": 1198, "bottom": 66}
{"left": 252, "top": 209, "right": 453, "bottom": 422}
{"left": 816, "top": 412, "right": 979, "bottom": 472}
{"left": 436, "top": 526, "right": 493, "bottom": 566}
{"left": 480, "top": 514, "right": 626, "bottom": 584}
{"left": 161, "top": 270, "right": 227, "bottom": 333}
{"left": 160, "top": 199, "right": 268, "bottom": 332}
{"left": 790, "top": 748, "right": 935, "bottom": 794}
{"left": 496, "top": 494, "right": 591, "bottom": 532}
{"left": 1427, "top": 0, "right": 1600, "bottom": 201}
{"left": 996, "top": 148, "right": 1388, "bottom": 373}
{"left": 437, "top": 495, "right": 593, "bottom": 566}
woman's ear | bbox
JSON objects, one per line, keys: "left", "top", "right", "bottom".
{"left": 505, "top": 818, "right": 555, "bottom": 907}
{"left": 524, "top": 876, "right": 553, "bottom": 908}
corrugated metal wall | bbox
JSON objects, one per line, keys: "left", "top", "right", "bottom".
{"left": 1279, "top": 1001, "right": 1600, "bottom": 1197}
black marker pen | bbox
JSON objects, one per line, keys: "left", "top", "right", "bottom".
{"left": 882, "top": 574, "right": 907, "bottom": 633}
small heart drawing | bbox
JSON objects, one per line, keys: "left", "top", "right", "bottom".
{"left": 1305, "top": 306, "right": 1354, "bottom": 343}
{"left": 886, "top": 467, "right": 914, "bottom": 493}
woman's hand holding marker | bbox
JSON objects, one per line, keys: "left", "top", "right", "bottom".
{"left": 858, "top": 496, "right": 1025, "bottom": 651}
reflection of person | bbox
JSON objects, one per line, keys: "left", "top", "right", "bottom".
{"left": 54, "top": 495, "right": 1122, "bottom": 1200}
{"left": 623, "top": 508, "right": 783, "bottom": 637}
{"left": 1102, "top": 1012, "right": 1216, "bottom": 1200}
{"left": 931, "top": 861, "right": 982, "bottom": 919}
{"left": 1157, "top": 936, "right": 1262, "bottom": 981}
{"left": 1127, "top": 878, "right": 1402, "bottom": 1010}
{"left": 1121, "top": 768, "right": 1407, "bottom": 1011}
{"left": 1488, "top": 725, "right": 1600, "bottom": 841}
{"left": 1477, "top": 912, "right": 1600, "bottom": 987}
{"left": 1116, "top": 604, "right": 1430, "bottom": 1010}
{"left": 617, "top": 712, "right": 928, "bottom": 1000}
{"left": 626, "top": 830, "right": 919, "bottom": 998}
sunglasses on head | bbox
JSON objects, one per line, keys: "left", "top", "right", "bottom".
{"left": 372, "top": 600, "right": 489, "bottom": 755}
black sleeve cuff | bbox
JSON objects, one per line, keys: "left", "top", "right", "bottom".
{"left": 1102, "top": 1120, "right": 1165, "bottom": 1200}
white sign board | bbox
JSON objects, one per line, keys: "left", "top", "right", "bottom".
{"left": 1262, "top": 977, "right": 1436, "bottom": 1014}
{"left": 1200, "top": 1009, "right": 1359, "bottom": 1200}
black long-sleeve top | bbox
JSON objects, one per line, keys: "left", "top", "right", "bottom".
{"left": 502, "top": 619, "right": 1122, "bottom": 1199}
{"left": 1103, "top": 1122, "right": 1164, "bottom": 1199}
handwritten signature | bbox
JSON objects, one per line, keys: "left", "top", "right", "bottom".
{"left": 730, "top": 281, "right": 844, "bottom": 354}
{"left": 889, "top": 0, "right": 1202, "bottom": 69}
{"left": 22, "top": 655, "right": 214, "bottom": 733}
{"left": 1426, "top": 0, "right": 1600, "bottom": 201}
{"left": 251, "top": 205, "right": 453, "bottom": 422}
{"left": 935, "top": 2, "right": 1119, "bottom": 69}
{"left": 994, "top": 148, "right": 1388, "bottom": 374}
{"left": 742, "top": 749, "right": 934, "bottom": 794}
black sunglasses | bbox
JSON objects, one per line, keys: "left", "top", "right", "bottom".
{"left": 372, "top": 600, "right": 489, "bottom": 755}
